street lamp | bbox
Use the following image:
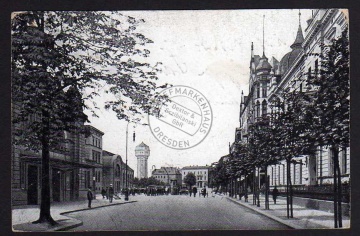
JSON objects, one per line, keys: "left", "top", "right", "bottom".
{"left": 125, "top": 121, "right": 135, "bottom": 201}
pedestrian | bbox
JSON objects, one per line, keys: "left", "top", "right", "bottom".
{"left": 272, "top": 186, "right": 279, "bottom": 204}
{"left": 105, "top": 187, "right": 109, "bottom": 199}
{"left": 87, "top": 187, "right": 93, "bottom": 208}
{"left": 201, "top": 187, "right": 206, "bottom": 198}
{"left": 189, "top": 187, "right": 192, "bottom": 197}
{"left": 192, "top": 186, "right": 197, "bottom": 197}
{"left": 101, "top": 188, "right": 106, "bottom": 199}
{"left": 108, "top": 184, "right": 114, "bottom": 203}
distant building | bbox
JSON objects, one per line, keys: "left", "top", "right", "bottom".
{"left": 83, "top": 125, "right": 104, "bottom": 194}
{"left": 152, "top": 167, "right": 182, "bottom": 187}
{"left": 181, "top": 166, "right": 211, "bottom": 188}
{"left": 102, "top": 150, "right": 134, "bottom": 193}
{"left": 135, "top": 142, "right": 150, "bottom": 178}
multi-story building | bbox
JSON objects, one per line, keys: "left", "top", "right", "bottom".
{"left": 11, "top": 90, "right": 99, "bottom": 205}
{"left": 83, "top": 125, "right": 104, "bottom": 194}
{"left": 102, "top": 150, "right": 134, "bottom": 193}
{"left": 237, "top": 10, "right": 349, "bottom": 194}
{"left": 181, "top": 165, "right": 211, "bottom": 188}
{"left": 152, "top": 167, "right": 182, "bottom": 187}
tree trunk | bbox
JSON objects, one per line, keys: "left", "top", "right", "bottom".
{"left": 253, "top": 168, "right": 256, "bottom": 205}
{"left": 286, "top": 160, "right": 290, "bottom": 218}
{"left": 332, "top": 146, "right": 338, "bottom": 228}
{"left": 334, "top": 146, "right": 342, "bottom": 228}
{"left": 265, "top": 166, "right": 269, "bottom": 210}
{"left": 33, "top": 110, "right": 57, "bottom": 225}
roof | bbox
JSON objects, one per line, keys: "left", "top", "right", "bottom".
{"left": 270, "top": 56, "right": 280, "bottom": 72}
{"left": 256, "top": 54, "right": 272, "bottom": 71}
{"left": 152, "top": 167, "right": 181, "bottom": 175}
{"left": 181, "top": 165, "right": 210, "bottom": 170}
{"left": 102, "top": 150, "right": 115, "bottom": 156}
{"left": 84, "top": 125, "right": 105, "bottom": 136}
{"left": 136, "top": 142, "right": 149, "bottom": 150}
{"left": 279, "top": 24, "right": 304, "bottom": 75}
{"left": 290, "top": 24, "right": 305, "bottom": 49}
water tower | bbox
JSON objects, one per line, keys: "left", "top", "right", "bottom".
{"left": 135, "top": 142, "right": 150, "bottom": 178}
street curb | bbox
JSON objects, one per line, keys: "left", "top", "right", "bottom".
{"left": 226, "top": 197, "right": 301, "bottom": 229}
{"left": 12, "top": 200, "right": 138, "bottom": 232}
{"left": 60, "top": 200, "right": 137, "bottom": 215}
{"left": 54, "top": 219, "right": 83, "bottom": 231}
{"left": 12, "top": 218, "right": 83, "bottom": 232}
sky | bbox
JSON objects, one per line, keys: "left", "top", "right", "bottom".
{"left": 84, "top": 9, "right": 312, "bottom": 177}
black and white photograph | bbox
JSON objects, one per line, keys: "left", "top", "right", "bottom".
{"left": 10, "top": 9, "right": 350, "bottom": 231}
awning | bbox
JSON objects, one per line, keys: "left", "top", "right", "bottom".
{"left": 20, "top": 155, "right": 102, "bottom": 170}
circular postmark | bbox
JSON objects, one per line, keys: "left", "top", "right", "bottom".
{"left": 148, "top": 85, "right": 213, "bottom": 150}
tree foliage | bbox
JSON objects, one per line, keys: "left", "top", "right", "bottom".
{"left": 183, "top": 172, "right": 197, "bottom": 188}
{"left": 306, "top": 29, "right": 349, "bottom": 148}
{"left": 12, "top": 11, "right": 169, "bottom": 151}
{"left": 11, "top": 11, "right": 170, "bottom": 225}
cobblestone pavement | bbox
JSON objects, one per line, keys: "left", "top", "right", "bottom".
{"left": 67, "top": 194, "right": 291, "bottom": 231}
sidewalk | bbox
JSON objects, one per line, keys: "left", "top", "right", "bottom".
{"left": 225, "top": 193, "right": 350, "bottom": 229}
{"left": 12, "top": 194, "right": 137, "bottom": 232}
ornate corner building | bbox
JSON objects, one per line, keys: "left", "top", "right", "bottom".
{"left": 237, "top": 9, "right": 349, "bottom": 199}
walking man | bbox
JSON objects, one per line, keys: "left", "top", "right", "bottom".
{"left": 101, "top": 188, "right": 106, "bottom": 199}
{"left": 108, "top": 184, "right": 114, "bottom": 203}
{"left": 87, "top": 187, "right": 93, "bottom": 208}
{"left": 201, "top": 187, "right": 206, "bottom": 198}
{"left": 272, "top": 186, "right": 279, "bottom": 204}
{"left": 192, "top": 186, "right": 197, "bottom": 197}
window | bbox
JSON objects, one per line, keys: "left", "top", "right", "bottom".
{"left": 262, "top": 84, "right": 267, "bottom": 97}
{"left": 262, "top": 100, "right": 267, "bottom": 116}
{"left": 315, "top": 60, "right": 318, "bottom": 76}
{"left": 256, "top": 101, "right": 260, "bottom": 117}
{"left": 256, "top": 85, "right": 260, "bottom": 98}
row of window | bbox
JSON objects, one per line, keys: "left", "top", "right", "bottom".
{"left": 255, "top": 83, "right": 267, "bottom": 98}
{"left": 92, "top": 150, "right": 101, "bottom": 163}
{"left": 269, "top": 147, "right": 349, "bottom": 186}
{"left": 155, "top": 175, "right": 168, "bottom": 179}
{"left": 182, "top": 171, "right": 207, "bottom": 176}
{"left": 92, "top": 136, "right": 102, "bottom": 148}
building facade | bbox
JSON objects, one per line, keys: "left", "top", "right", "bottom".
{"left": 102, "top": 150, "right": 134, "bottom": 193}
{"left": 181, "top": 166, "right": 211, "bottom": 188}
{"left": 11, "top": 102, "right": 98, "bottom": 205}
{"left": 237, "top": 10, "right": 349, "bottom": 193}
{"left": 83, "top": 125, "right": 104, "bottom": 194}
{"left": 152, "top": 167, "right": 182, "bottom": 187}
{"left": 135, "top": 142, "right": 150, "bottom": 179}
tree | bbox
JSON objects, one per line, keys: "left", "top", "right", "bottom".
{"left": 271, "top": 88, "right": 316, "bottom": 218}
{"left": 12, "top": 11, "right": 169, "bottom": 225}
{"left": 183, "top": 172, "right": 196, "bottom": 189}
{"left": 306, "top": 29, "right": 349, "bottom": 228}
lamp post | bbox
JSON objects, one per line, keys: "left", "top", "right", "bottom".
{"left": 125, "top": 121, "right": 135, "bottom": 201}
{"left": 92, "top": 175, "right": 96, "bottom": 200}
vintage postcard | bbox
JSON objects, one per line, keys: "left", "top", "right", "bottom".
{"left": 11, "top": 9, "right": 350, "bottom": 231}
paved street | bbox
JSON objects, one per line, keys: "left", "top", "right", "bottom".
{"left": 67, "top": 194, "right": 290, "bottom": 231}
